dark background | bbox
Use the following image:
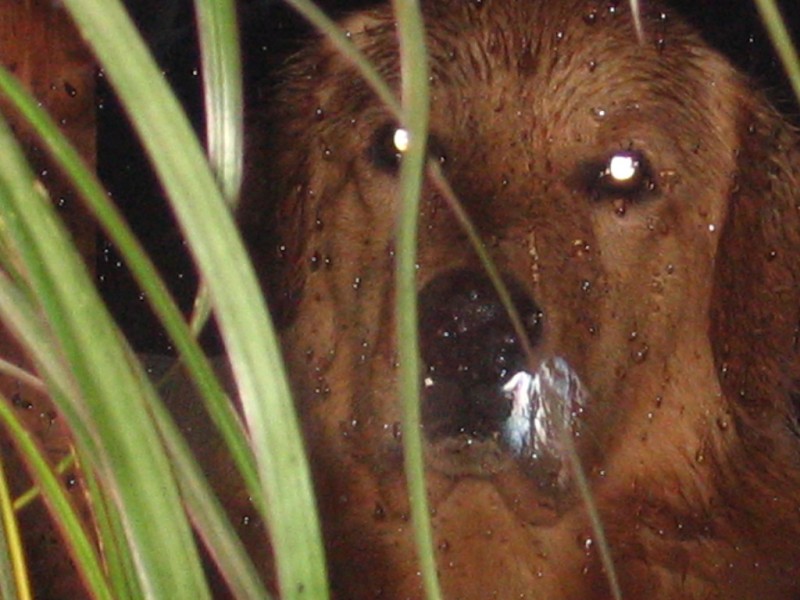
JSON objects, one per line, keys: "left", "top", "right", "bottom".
{"left": 98, "top": 0, "right": 800, "bottom": 354}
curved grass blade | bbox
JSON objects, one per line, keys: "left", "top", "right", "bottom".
{"left": 13, "top": 453, "right": 75, "bottom": 512}
{"left": 285, "top": 0, "right": 400, "bottom": 115}
{"left": 0, "top": 111, "right": 211, "bottom": 599}
{"left": 189, "top": 0, "right": 239, "bottom": 381}
{"left": 391, "top": 1, "right": 442, "bottom": 598}
{"left": 186, "top": 0, "right": 241, "bottom": 348}
{"left": 81, "top": 461, "right": 141, "bottom": 600}
{"left": 193, "top": 0, "right": 243, "bottom": 204}
{"left": 57, "top": 0, "right": 328, "bottom": 596}
{"left": 629, "top": 0, "right": 645, "bottom": 44}
{"left": 0, "top": 65, "right": 268, "bottom": 594}
{"left": 427, "top": 166, "right": 621, "bottom": 600}
{"left": 0, "top": 62, "right": 261, "bottom": 518}
{"left": 0, "top": 397, "right": 113, "bottom": 600}
{"left": 143, "top": 368, "right": 272, "bottom": 600}
{"left": 2, "top": 9, "right": 298, "bottom": 598}
{"left": 0, "top": 454, "right": 30, "bottom": 600}
{"left": 753, "top": 0, "right": 800, "bottom": 102}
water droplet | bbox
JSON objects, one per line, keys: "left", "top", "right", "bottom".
{"left": 590, "top": 106, "right": 607, "bottom": 120}
{"left": 631, "top": 343, "right": 649, "bottom": 364}
{"left": 40, "top": 410, "right": 56, "bottom": 427}
{"left": 310, "top": 251, "right": 321, "bottom": 271}
{"left": 340, "top": 419, "right": 359, "bottom": 439}
{"left": 64, "top": 81, "right": 77, "bottom": 97}
{"left": 571, "top": 239, "right": 591, "bottom": 257}
{"left": 583, "top": 9, "right": 598, "bottom": 24}
{"left": 695, "top": 447, "right": 705, "bottom": 463}
{"left": 658, "top": 168, "right": 680, "bottom": 193}
{"left": 314, "top": 375, "right": 331, "bottom": 396}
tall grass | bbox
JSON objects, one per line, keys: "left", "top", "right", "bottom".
{"left": 0, "top": 1, "right": 796, "bottom": 599}
{"left": 0, "top": 0, "right": 324, "bottom": 596}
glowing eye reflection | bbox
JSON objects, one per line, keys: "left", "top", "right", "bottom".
{"left": 607, "top": 153, "right": 639, "bottom": 182}
{"left": 393, "top": 127, "right": 410, "bottom": 153}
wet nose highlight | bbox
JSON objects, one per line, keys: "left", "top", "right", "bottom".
{"left": 418, "top": 269, "right": 543, "bottom": 441}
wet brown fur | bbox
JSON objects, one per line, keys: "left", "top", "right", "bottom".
{"left": 241, "top": 0, "right": 800, "bottom": 597}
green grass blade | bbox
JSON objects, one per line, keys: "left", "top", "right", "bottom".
{"left": 57, "top": 1, "right": 328, "bottom": 596}
{"left": 81, "top": 463, "right": 140, "bottom": 600}
{"left": 12, "top": 454, "right": 75, "bottom": 513}
{"left": 753, "top": 0, "right": 800, "bottom": 102}
{"left": 145, "top": 375, "right": 272, "bottom": 600}
{"left": 284, "top": 0, "right": 400, "bottom": 115}
{"left": 0, "top": 112, "right": 210, "bottom": 599}
{"left": 426, "top": 168, "right": 621, "bottom": 599}
{"left": 0, "top": 63, "right": 264, "bottom": 592}
{"left": 391, "top": 1, "right": 441, "bottom": 599}
{"left": 0, "top": 398, "right": 113, "bottom": 600}
{"left": 0, "top": 455, "right": 29, "bottom": 600}
{"left": 193, "top": 0, "right": 243, "bottom": 203}
{"left": 0, "top": 62, "right": 262, "bottom": 519}
{"left": 0, "top": 262, "right": 96, "bottom": 462}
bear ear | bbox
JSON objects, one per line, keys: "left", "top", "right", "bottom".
{"left": 709, "top": 92, "right": 800, "bottom": 424}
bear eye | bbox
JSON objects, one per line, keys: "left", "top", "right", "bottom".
{"left": 368, "top": 123, "right": 409, "bottom": 172}
{"left": 593, "top": 149, "right": 654, "bottom": 198}
{"left": 367, "top": 123, "right": 447, "bottom": 173}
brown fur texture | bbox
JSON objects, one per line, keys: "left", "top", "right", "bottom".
{"left": 240, "top": 0, "right": 800, "bottom": 597}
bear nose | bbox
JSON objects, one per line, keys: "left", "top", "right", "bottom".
{"left": 418, "top": 269, "right": 543, "bottom": 441}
